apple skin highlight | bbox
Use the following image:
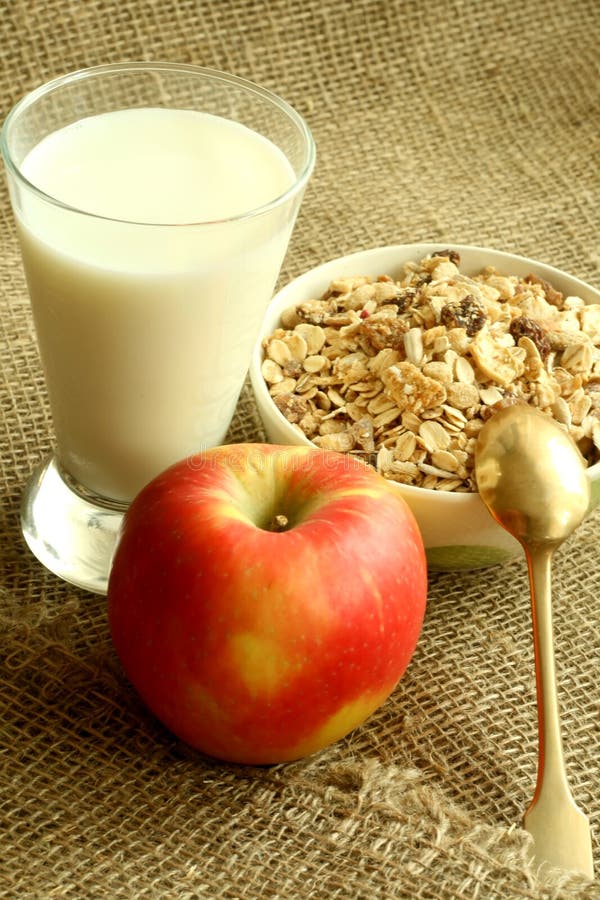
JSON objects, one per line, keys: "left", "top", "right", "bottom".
{"left": 107, "top": 444, "right": 427, "bottom": 764}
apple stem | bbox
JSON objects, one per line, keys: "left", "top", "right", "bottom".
{"left": 270, "top": 514, "right": 289, "bottom": 532}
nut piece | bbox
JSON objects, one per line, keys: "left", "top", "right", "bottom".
{"left": 359, "top": 316, "right": 407, "bottom": 351}
{"left": 273, "top": 393, "right": 308, "bottom": 423}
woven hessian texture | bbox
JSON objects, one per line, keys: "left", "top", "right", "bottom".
{"left": 1, "top": 0, "right": 599, "bottom": 897}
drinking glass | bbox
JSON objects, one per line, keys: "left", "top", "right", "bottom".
{"left": 1, "top": 62, "right": 315, "bottom": 594}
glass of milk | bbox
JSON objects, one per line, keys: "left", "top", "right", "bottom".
{"left": 1, "top": 62, "right": 315, "bottom": 594}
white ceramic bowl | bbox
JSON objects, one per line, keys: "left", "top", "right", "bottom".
{"left": 250, "top": 243, "right": 600, "bottom": 570}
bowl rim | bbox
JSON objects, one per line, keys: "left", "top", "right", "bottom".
{"left": 251, "top": 242, "right": 600, "bottom": 499}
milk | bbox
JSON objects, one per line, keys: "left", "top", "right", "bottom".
{"left": 15, "top": 108, "right": 297, "bottom": 502}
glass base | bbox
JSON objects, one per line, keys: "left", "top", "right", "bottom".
{"left": 20, "top": 455, "right": 126, "bottom": 594}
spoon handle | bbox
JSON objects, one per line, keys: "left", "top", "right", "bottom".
{"left": 523, "top": 546, "right": 593, "bottom": 879}
{"left": 527, "top": 547, "right": 568, "bottom": 796}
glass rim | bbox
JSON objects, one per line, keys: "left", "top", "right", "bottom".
{"left": 0, "top": 61, "right": 316, "bottom": 228}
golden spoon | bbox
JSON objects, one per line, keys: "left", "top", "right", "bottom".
{"left": 475, "top": 403, "right": 594, "bottom": 880}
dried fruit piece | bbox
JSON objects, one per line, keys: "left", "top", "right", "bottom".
{"left": 524, "top": 273, "right": 564, "bottom": 308}
{"left": 469, "top": 331, "right": 525, "bottom": 386}
{"left": 395, "top": 287, "right": 418, "bottom": 312}
{"left": 432, "top": 248, "right": 461, "bottom": 266}
{"left": 440, "top": 295, "right": 487, "bottom": 336}
{"left": 509, "top": 315, "right": 551, "bottom": 359}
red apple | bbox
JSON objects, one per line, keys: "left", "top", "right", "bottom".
{"left": 107, "top": 443, "right": 427, "bottom": 764}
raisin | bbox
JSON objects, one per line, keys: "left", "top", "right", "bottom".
{"left": 509, "top": 316, "right": 551, "bottom": 359}
{"left": 415, "top": 272, "right": 432, "bottom": 287}
{"left": 524, "top": 274, "right": 564, "bottom": 308}
{"left": 440, "top": 294, "right": 486, "bottom": 336}
{"left": 395, "top": 286, "right": 418, "bottom": 312}
{"left": 432, "top": 248, "right": 461, "bottom": 266}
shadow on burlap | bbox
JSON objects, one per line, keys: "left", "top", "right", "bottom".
{"left": 0, "top": 1, "right": 598, "bottom": 897}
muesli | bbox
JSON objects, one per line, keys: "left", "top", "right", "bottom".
{"left": 260, "top": 250, "right": 600, "bottom": 491}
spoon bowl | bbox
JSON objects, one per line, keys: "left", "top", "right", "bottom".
{"left": 476, "top": 404, "right": 591, "bottom": 547}
{"left": 475, "top": 404, "right": 594, "bottom": 880}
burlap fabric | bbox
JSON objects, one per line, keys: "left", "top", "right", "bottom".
{"left": 1, "top": 1, "right": 598, "bottom": 897}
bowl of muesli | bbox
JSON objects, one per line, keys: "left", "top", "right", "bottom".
{"left": 250, "top": 244, "right": 600, "bottom": 570}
